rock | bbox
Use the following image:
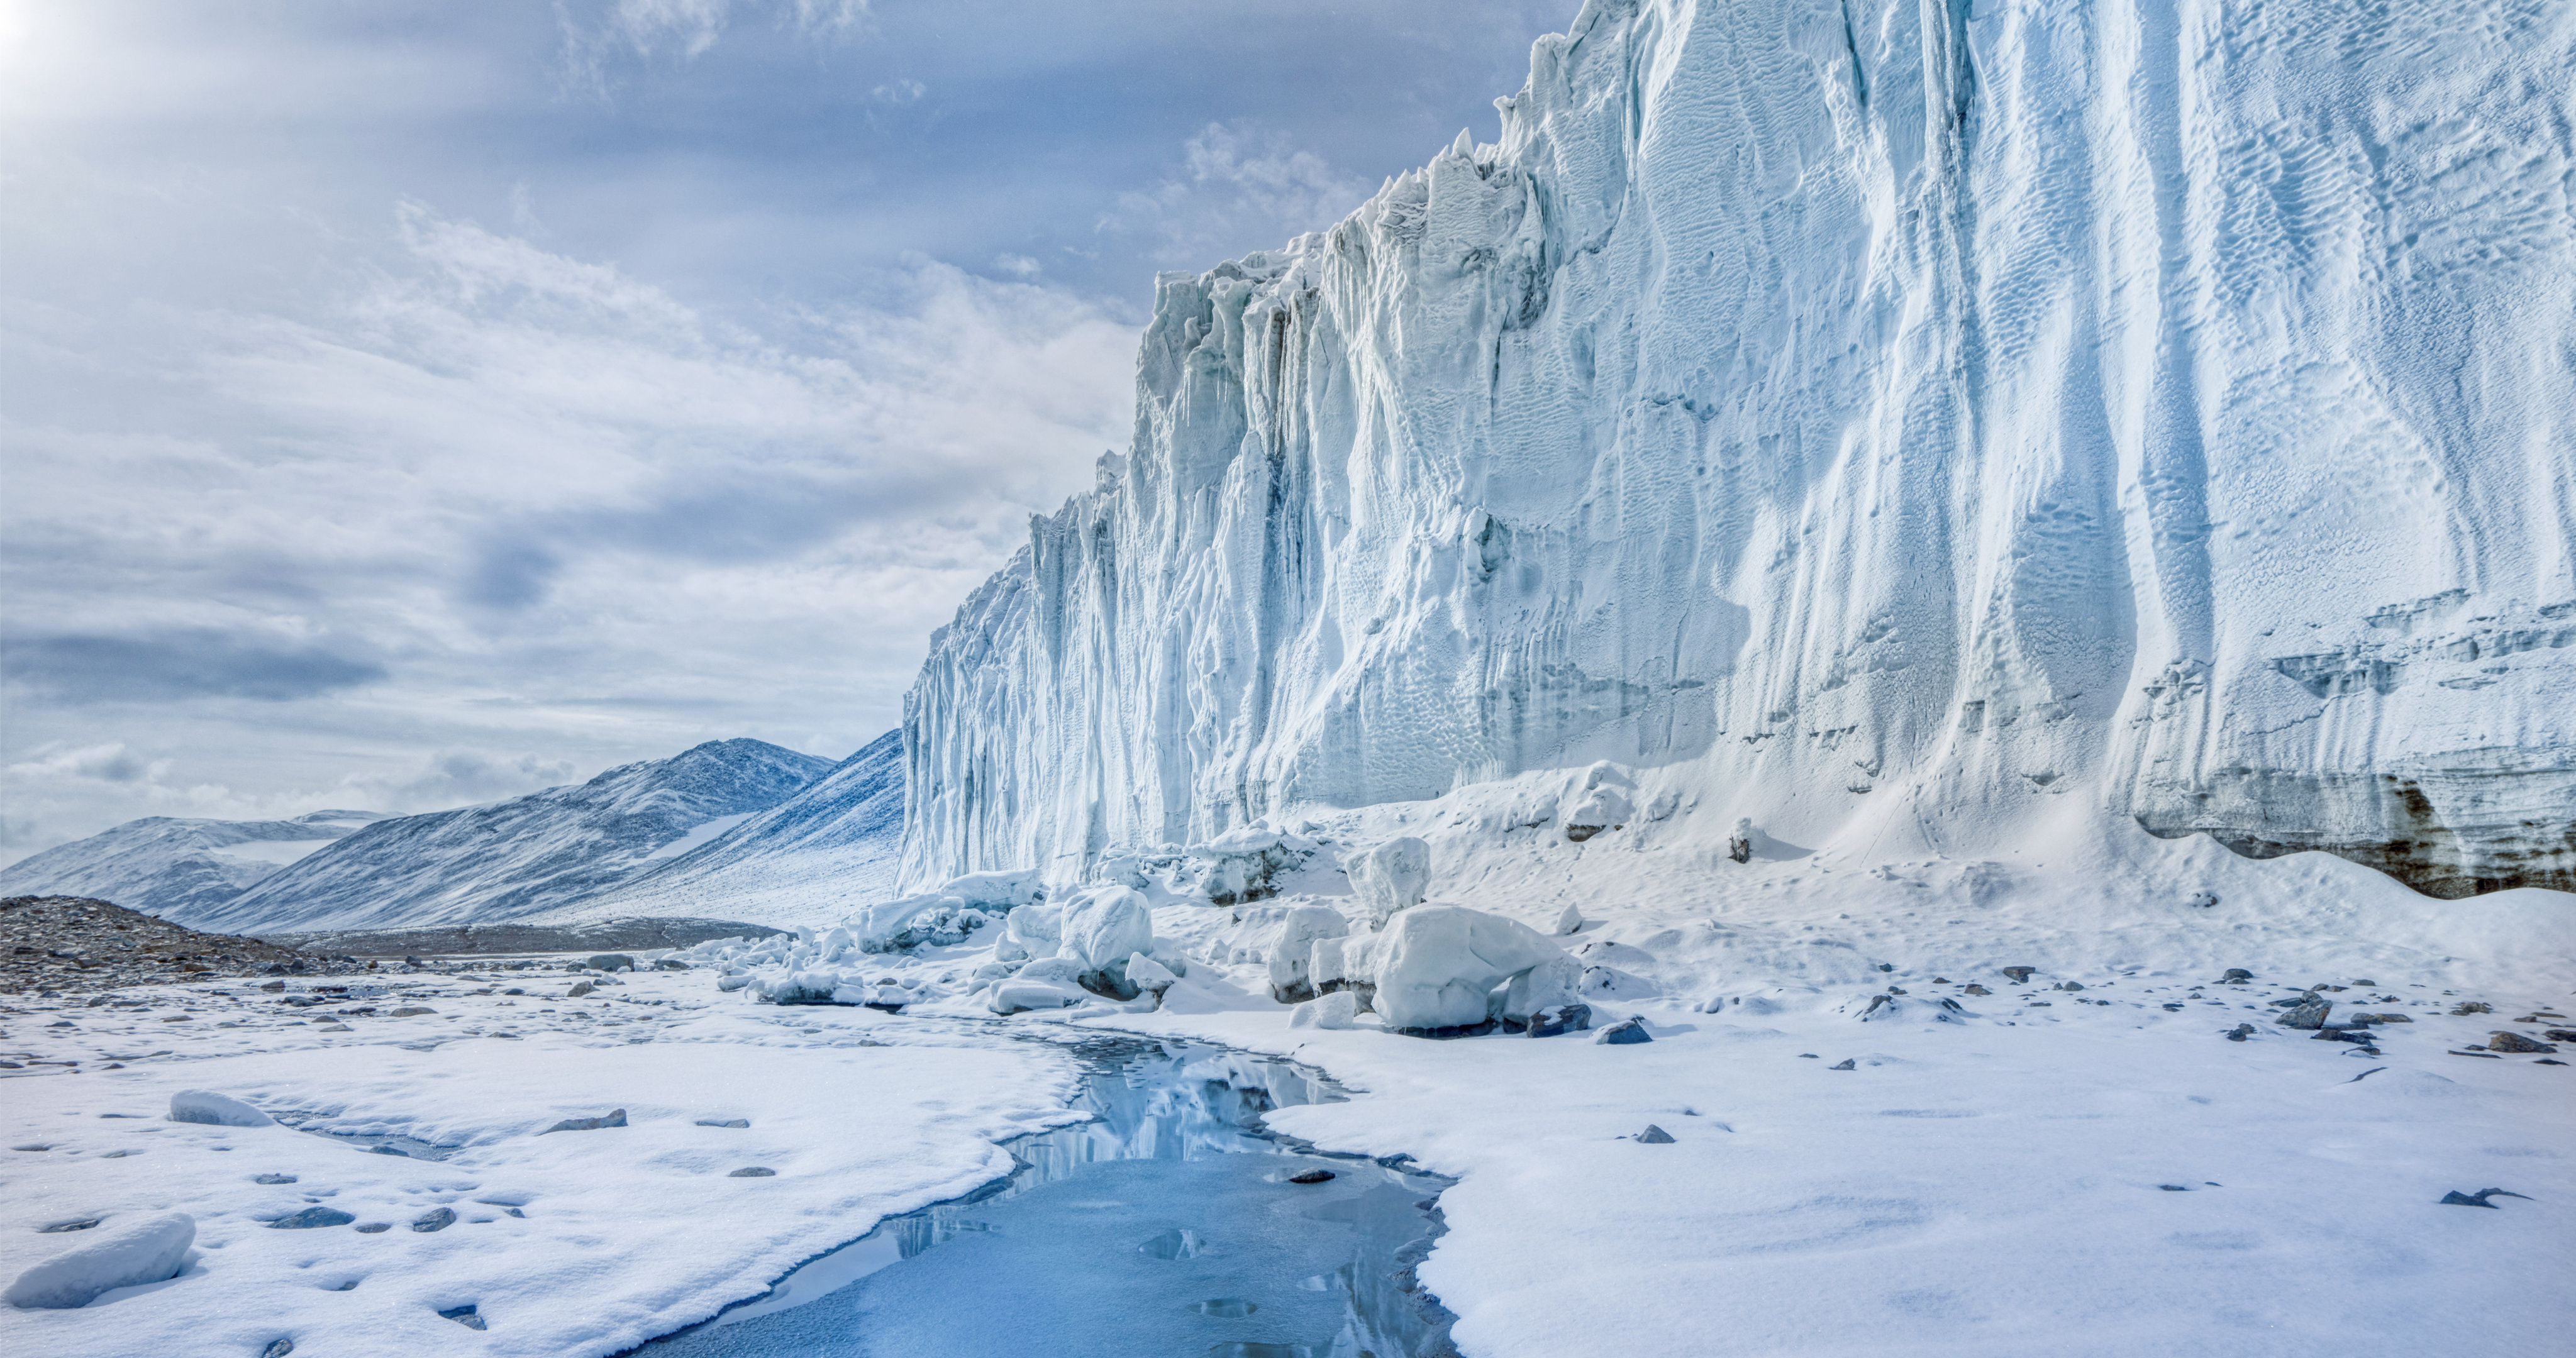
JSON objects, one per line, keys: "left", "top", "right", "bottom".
{"left": 1288, "top": 991, "right": 1363, "bottom": 1030}
{"left": 258, "top": 981, "right": 286, "bottom": 992}
{"left": 654, "top": 959, "right": 689, "bottom": 971}
{"left": 2438, "top": 1188, "right": 2532, "bottom": 1208}
{"left": 1372, "top": 903, "right": 1568, "bottom": 1032}
{"left": 438, "top": 1305, "right": 487, "bottom": 1330}
{"left": 1728, "top": 818, "right": 1752, "bottom": 864}
{"left": 1286, "top": 1169, "right": 1336, "bottom": 1184}
{"left": 266, "top": 1207, "right": 356, "bottom": 1230}
{"left": 2224, "top": 1024, "right": 2256, "bottom": 1041}
{"left": 38, "top": 1218, "right": 101, "bottom": 1234}
{"left": 538, "top": 1109, "right": 627, "bottom": 1135}
{"left": 1525, "top": 1002, "right": 1592, "bottom": 1039}
{"left": 1594, "top": 1017, "right": 1652, "bottom": 1045}
{"left": 1636, "top": 1124, "right": 1675, "bottom": 1144}
{"left": 2548, "top": 1029, "right": 2576, "bottom": 1043}
{"left": 2487, "top": 1030, "right": 2556, "bottom": 1054}
{"left": 354, "top": 1223, "right": 391, "bottom": 1234}
{"left": 565, "top": 981, "right": 594, "bottom": 998}
{"left": 387, "top": 1007, "right": 435, "bottom": 1017}
{"left": 2450, "top": 1001, "right": 2493, "bottom": 1015}
{"left": 728, "top": 1166, "right": 777, "bottom": 1178}
{"left": 586, "top": 954, "right": 635, "bottom": 972}
{"left": 1266, "top": 903, "right": 1352, "bottom": 1003}
{"left": 2057, "top": 981, "right": 2087, "bottom": 991}
{"left": 1346, "top": 837, "right": 1430, "bottom": 927}
{"left": 411, "top": 1208, "right": 455, "bottom": 1233}
{"left": 169, "top": 1090, "right": 273, "bottom": 1128}
{"left": 2001, "top": 966, "right": 2035, "bottom": 984}
{"left": 262, "top": 1340, "right": 294, "bottom": 1357}
{"left": 4, "top": 1213, "right": 196, "bottom": 1309}
{"left": 2221, "top": 969, "right": 2254, "bottom": 983}
{"left": 695, "top": 1118, "right": 750, "bottom": 1129}
{"left": 252, "top": 1173, "right": 297, "bottom": 1185}
{"left": 1828, "top": 1058, "right": 1857, "bottom": 1070}
{"left": 2277, "top": 997, "right": 2333, "bottom": 1029}
{"left": 1962, "top": 983, "right": 1991, "bottom": 996}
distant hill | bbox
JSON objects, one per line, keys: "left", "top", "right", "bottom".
{"left": 179, "top": 739, "right": 833, "bottom": 934}
{"left": 536, "top": 729, "right": 904, "bottom": 930}
{"left": 0, "top": 810, "right": 385, "bottom": 920}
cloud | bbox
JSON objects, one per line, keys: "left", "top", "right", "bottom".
{"left": 872, "top": 77, "right": 924, "bottom": 106}
{"left": 6, "top": 743, "right": 171, "bottom": 786}
{"left": 991, "top": 253, "right": 1041, "bottom": 279}
{"left": 3, "top": 631, "right": 387, "bottom": 704}
{"left": 557, "top": 0, "right": 871, "bottom": 96}
{"left": 1102, "top": 121, "right": 1375, "bottom": 267}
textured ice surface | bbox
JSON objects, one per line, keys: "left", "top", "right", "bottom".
{"left": 2, "top": 1212, "right": 194, "bottom": 1310}
{"left": 900, "top": 0, "right": 2576, "bottom": 897}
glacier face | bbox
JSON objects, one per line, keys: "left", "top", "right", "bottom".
{"left": 535, "top": 729, "right": 905, "bottom": 929}
{"left": 186, "top": 739, "right": 834, "bottom": 934}
{"left": 0, "top": 810, "right": 383, "bottom": 919}
{"left": 904, "top": 0, "right": 2575, "bottom": 897}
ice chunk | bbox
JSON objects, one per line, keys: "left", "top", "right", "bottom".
{"left": 1370, "top": 904, "right": 1569, "bottom": 1032}
{"left": 1061, "top": 886, "right": 1153, "bottom": 973}
{"left": 1267, "top": 904, "right": 1351, "bottom": 1003}
{"left": 167, "top": 1090, "right": 272, "bottom": 1127}
{"left": 850, "top": 869, "right": 1038, "bottom": 951}
{"left": 1552, "top": 903, "right": 1583, "bottom": 936}
{"left": 1189, "top": 825, "right": 1318, "bottom": 905}
{"left": 989, "top": 957, "right": 1089, "bottom": 1015}
{"left": 4, "top": 1212, "right": 194, "bottom": 1309}
{"left": 1288, "top": 991, "right": 1362, "bottom": 1030}
{"left": 1124, "top": 951, "right": 1179, "bottom": 999}
{"left": 1500, "top": 954, "right": 1584, "bottom": 1026}
{"left": 1346, "top": 837, "right": 1430, "bottom": 927}
{"left": 1001, "top": 901, "right": 1063, "bottom": 961}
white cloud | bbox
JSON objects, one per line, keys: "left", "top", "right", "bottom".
{"left": 872, "top": 77, "right": 926, "bottom": 106}
{"left": 1103, "top": 121, "right": 1374, "bottom": 267}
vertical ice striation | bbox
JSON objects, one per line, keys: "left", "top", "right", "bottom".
{"left": 903, "top": 0, "right": 2576, "bottom": 897}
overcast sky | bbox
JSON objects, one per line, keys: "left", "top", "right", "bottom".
{"left": 0, "top": 0, "right": 1572, "bottom": 862}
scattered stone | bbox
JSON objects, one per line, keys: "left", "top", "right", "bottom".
{"left": 728, "top": 1166, "right": 776, "bottom": 1178}
{"left": 38, "top": 1218, "right": 103, "bottom": 1234}
{"left": 313, "top": 1024, "right": 351, "bottom": 1032}
{"left": 695, "top": 1118, "right": 750, "bottom": 1129}
{"left": 354, "top": 1223, "right": 391, "bottom": 1234}
{"left": 565, "top": 981, "right": 594, "bottom": 998}
{"left": 2220, "top": 969, "right": 2253, "bottom": 983}
{"left": 1636, "top": 1125, "right": 1676, "bottom": 1144}
{"left": 2450, "top": 1002, "right": 2493, "bottom": 1015}
{"left": 262, "top": 1340, "right": 295, "bottom": 1357}
{"left": 258, "top": 981, "right": 286, "bottom": 992}
{"left": 2056, "top": 981, "right": 2087, "bottom": 992}
{"left": 2343, "top": 1066, "right": 2388, "bottom": 1083}
{"left": 2448, "top": 1049, "right": 2503, "bottom": 1059}
{"left": 2157, "top": 1184, "right": 2191, "bottom": 1191}
{"left": 1875, "top": 963, "right": 1894, "bottom": 973}
{"left": 2277, "top": 997, "right": 2332, "bottom": 1030}
{"left": 654, "top": 959, "right": 689, "bottom": 971}
{"left": 1525, "top": 1002, "right": 1592, "bottom": 1039}
{"left": 2001, "top": 966, "right": 2035, "bottom": 984}
{"left": 586, "top": 954, "right": 635, "bottom": 972}
{"left": 2225, "top": 1024, "right": 2256, "bottom": 1041}
{"left": 387, "top": 1007, "right": 436, "bottom": 1018}
{"left": 169, "top": 1090, "right": 274, "bottom": 1127}
{"left": 2438, "top": 1188, "right": 2531, "bottom": 1208}
{"left": 265, "top": 1207, "right": 355, "bottom": 1230}
{"left": 2487, "top": 1031, "right": 2556, "bottom": 1054}
{"left": 252, "top": 1173, "right": 297, "bottom": 1184}
{"left": 3, "top": 1212, "right": 196, "bottom": 1309}
{"left": 538, "top": 1109, "right": 626, "bottom": 1134}
{"left": 411, "top": 1208, "right": 456, "bottom": 1233}
{"left": 1828, "top": 1058, "right": 1857, "bottom": 1071}
{"left": 2548, "top": 1029, "right": 2576, "bottom": 1044}
{"left": 438, "top": 1305, "right": 487, "bottom": 1330}
{"left": 1962, "top": 984, "right": 1991, "bottom": 996}
{"left": 1287, "top": 1169, "right": 1336, "bottom": 1184}
{"left": 1593, "top": 1017, "right": 1652, "bottom": 1046}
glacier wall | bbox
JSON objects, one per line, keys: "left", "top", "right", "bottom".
{"left": 902, "top": 0, "right": 2576, "bottom": 897}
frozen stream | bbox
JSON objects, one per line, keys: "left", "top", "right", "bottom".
{"left": 641, "top": 1034, "right": 1458, "bottom": 1358}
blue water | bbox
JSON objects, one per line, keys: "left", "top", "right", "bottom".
{"left": 642, "top": 1035, "right": 1456, "bottom": 1358}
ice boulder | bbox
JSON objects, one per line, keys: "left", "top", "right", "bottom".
{"left": 1124, "top": 952, "right": 1179, "bottom": 1000}
{"left": 850, "top": 869, "right": 1040, "bottom": 951}
{"left": 168, "top": 1090, "right": 272, "bottom": 1128}
{"left": 5, "top": 1212, "right": 194, "bottom": 1309}
{"left": 1309, "top": 931, "right": 1378, "bottom": 1005}
{"left": 1563, "top": 764, "right": 1635, "bottom": 842}
{"left": 1371, "top": 905, "right": 1572, "bottom": 1033}
{"left": 999, "top": 901, "right": 1064, "bottom": 962}
{"left": 1499, "top": 954, "right": 1585, "bottom": 1027}
{"left": 1289, "top": 991, "right": 1363, "bottom": 1030}
{"left": 1267, "top": 904, "right": 1351, "bottom": 1003}
{"left": 1189, "top": 825, "right": 1319, "bottom": 905}
{"left": 1061, "top": 885, "right": 1153, "bottom": 981}
{"left": 989, "top": 957, "right": 1091, "bottom": 1015}
{"left": 1346, "top": 837, "right": 1430, "bottom": 926}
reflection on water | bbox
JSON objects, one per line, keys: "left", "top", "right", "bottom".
{"left": 640, "top": 1036, "right": 1456, "bottom": 1358}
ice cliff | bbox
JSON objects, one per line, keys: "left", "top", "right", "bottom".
{"left": 903, "top": 0, "right": 2576, "bottom": 897}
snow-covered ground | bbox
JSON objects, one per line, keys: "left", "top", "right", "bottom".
{"left": 7, "top": 813, "right": 2565, "bottom": 1357}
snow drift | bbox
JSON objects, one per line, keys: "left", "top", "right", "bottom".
{"left": 899, "top": 0, "right": 2576, "bottom": 898}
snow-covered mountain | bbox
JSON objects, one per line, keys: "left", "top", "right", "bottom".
{"left": 902, "top": 0, "right": 2576, "bottom": 899}
{"left": 181, "top": 739, "right": 834, "bottom": 934}
{"left": 0, "top": 810, "right": 385, "bottom": 919}
{"left": 534, "top": 729, "right": 905, "bottom": 929}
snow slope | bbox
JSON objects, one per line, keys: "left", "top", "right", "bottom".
{"left": 901, "top": 0, "right": 2576, "bottom": 898}
{"left": 0, "top": 812, "right": 385, "bottom": 919}
{"left": 539, "top": 731, "right": 906, "bottom": 930}
{"left": 183, "top": 741, "right": 833, "bottom": 935}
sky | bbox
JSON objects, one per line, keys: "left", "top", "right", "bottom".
{"left": 0, "top": 0, "right": 1574, "bottom": 863}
